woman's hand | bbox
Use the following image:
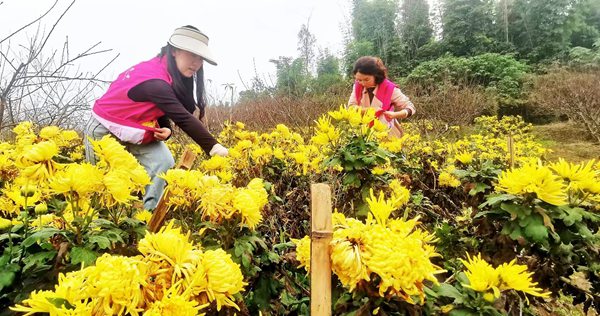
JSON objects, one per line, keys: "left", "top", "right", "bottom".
{"left": 383, "top": 110, "right": 409, "bottom": 120}
{"left": 153, "top": 127, "right": 172, "bottom": 141}
{"left": 209, "top": 144, "right": 229, "bottom": 157}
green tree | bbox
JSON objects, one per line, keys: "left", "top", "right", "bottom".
{"left": 297, "top": 22, "right": 316, "bottom": 76}
{"left": 269, "top": 56, "right": 309, "bottom": 97}
{"left": 312, "top": 49, "right": 344, "bottom": 94}
{"left": 346, "top": 0, "right": 402, "bottom": 73}
{"left": 441, "top": 0, "right": 497, "bottom": 56}
{"left": 568, "top": 0, "right": 600, "bottom": 48}
{"left": 343, "top": 40, "right": 376, "bottom": 76}
{"left": 508, "top": 0, "right": 575, "bottom": 62}
{"left": 398, "top": 0, "right": 433, "bottom": 60}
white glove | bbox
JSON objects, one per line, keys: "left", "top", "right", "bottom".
{"left": 209, "top": 143, "right": 229, "bottom": 157}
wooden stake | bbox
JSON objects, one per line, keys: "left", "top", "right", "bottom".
{"left": 507, "top": 134, "right": 515, "bottom": 169}
{"left": 310, "top": 183, "right": 332, "bottom": 316}
{"left": 148, "top": 148, "right": 197, "bottom": 232}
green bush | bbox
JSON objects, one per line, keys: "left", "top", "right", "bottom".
{"left": 406, "top": 53, "right": 529, "bottom": 107}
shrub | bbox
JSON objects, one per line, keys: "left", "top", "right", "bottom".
{"left": 405, "top": 53, "right": 529, "bottom": 107}
{"left": 206, "top": 88, "right": 349, "bottom": 133}
{"left": 529, "top": 70, "right": 600, "bottom": 143}
{"left": 404, "top": 82, "right": 496, "bottom": 127}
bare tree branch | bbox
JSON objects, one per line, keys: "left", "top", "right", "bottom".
{"left": 0, "top": 0, "right": 58, "bottom": 45}
{"left": 1, "top": 0, "right": 116, "bottom": 132}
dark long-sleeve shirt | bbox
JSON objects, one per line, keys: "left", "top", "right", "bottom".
{"left": 128, "top": 79, "right": 217, "bottom": 154}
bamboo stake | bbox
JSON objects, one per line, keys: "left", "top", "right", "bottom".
{"left": 507, "top": 134, "right": 515, "bottom": 169}
{"left": 147, "top": 148, "right": 197, "bottom": 232}
{"left": 310, "top": 183, "right": 332, "bottom": 316}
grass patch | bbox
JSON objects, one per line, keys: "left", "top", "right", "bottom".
{"left": 532, "top": 121, "right": 600, "bottom": 162}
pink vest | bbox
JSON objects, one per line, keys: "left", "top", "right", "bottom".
{"left": 354, "top": 78, "right": 396, "bottom": 111}
{"left": 92, "top": 56, "right": 173, "bottom": 144}
{"left": 355, "top": 79, "right": 397, "bottom": 128}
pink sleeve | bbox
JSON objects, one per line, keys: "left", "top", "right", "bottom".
{"left": 391, "top": 87, "right": 416, "bottom": 115}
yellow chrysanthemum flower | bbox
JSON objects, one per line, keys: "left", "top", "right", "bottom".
{"left": 454, "top": 151, "right": 474, "bottom": 165}
{"left": 48, "top": 163, "right": 103, "bottom": 198}
{"left": 496, "top": 163, "right": 567, "bottom": 205}
{"left": 389, "top": 179, "right": 411, "bottom": 209}
{"left": 135, "top": 210, "right": 153, "bottom": 223}
{"left": 197, "top": 249, "right": 246, "bottom": 311}
{"left": 101, "top": 169, "right": 138, "bottom": 206}
{"left": 438, "top": 171, "right": 461, "bottom": 188}
{"left": 143, "top": 284, "right": 205, "bottom": 316}
{"left": 460, "top": 253, "right": 500, "bottom": 298}
{"left": 138, "top": 222, "right": 201, "bottom": 280}
{"left": 292, "top": 235, "right": 311, "bottom": 272}
{"left": 366, "top": 189, "right": 395, "bottom": 226}
{"left": 461, "top": 253, "right": 551, "bottom": 304}
{"left": 496, "top": 259, "right": 551, "bottom": 301}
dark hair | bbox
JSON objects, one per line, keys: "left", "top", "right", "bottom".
{"left": 158, "top": 25, "right": 207, "bottom": 118}
{"left": 352, "top": 56, "right": 388, "bottom": 84}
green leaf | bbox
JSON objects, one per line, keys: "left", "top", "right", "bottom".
{"left": 523, "top": 215, "right": 548, "bottom": 243}
{"left": 23, "top": 250, "right": 57, "bottom": 274}
{"left": 500, "top": 202, "right": 531, "bottom": 220}
{"left": 435, "top": 284, "right": 465, "bottom": 304}
{"left": 98, "top": 229, "right": 124, "bottom": 245}
{"left": 234, "top": 244, "right": 244, "bottom": 257}
{"left": 241, "top": 253, "right": 252, "bottom": 268}
{"left": 342, "top": 173, "right": 361, "bottom": 188}
{"left": 0, "top": 264, "right": 19, "bottom": 290}
{"left": 502, "top": 222, "right": 523, "bottom": 241}
{"left": 0, "top": 252, "right": 11, "bottom": 266}
{"left": 468, "top": 183, "right": 490, "bottom": 196}
{"left": 267, "top": 251, "right": 280, "bottom": 263}
{"left": 88, "top": 235, "right": 111, "bottom": 250}
{"left": 22, "top": 228, "right": 62, "bottom": 248}
{"left": 449, "top": 309, "right": 476, "bottom": 316}
{"left": 480, "top": 194, "right": 515, "bottom": 208}
{"left": 559, "top": 206, "right": 584, "bottom": 226}
{"left": 70, "top": 247, "right": 98, "bottom": 267}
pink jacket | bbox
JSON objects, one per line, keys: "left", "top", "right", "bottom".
{"left": 92, "top": 56, "right": 173, "bottom": 144}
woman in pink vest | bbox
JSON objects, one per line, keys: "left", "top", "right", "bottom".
{"left": 348, "top": 56, "right": 416, "bottom": 137}
{"left": 84, "top": 25, "right": 228, "bottom": 210}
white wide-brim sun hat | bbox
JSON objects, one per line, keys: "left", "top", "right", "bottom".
{"left": 168, "top": 26, "right": 217, "bottom": 66}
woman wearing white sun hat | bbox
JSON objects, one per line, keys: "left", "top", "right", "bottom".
{"left": 84, "top": 25, "right": 227, "bottom": 210}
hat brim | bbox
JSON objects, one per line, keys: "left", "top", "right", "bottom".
{"left": 169, "top": 34, "right": 217, "bottom": 66}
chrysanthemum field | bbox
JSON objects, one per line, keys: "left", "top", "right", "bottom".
{"left": 0, "top": 107, "right": 598, "bottom": 315}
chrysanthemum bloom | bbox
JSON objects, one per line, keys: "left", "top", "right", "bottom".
{"left": 143, "top": 283, "right": 206, "bottom": 316}
{"left": 12, "top": 254, "right": 148, "bottom": 315}
{"left": 48, "top": 163, "right": 103, "bottom": 198}
{"left": 438, "top": 171, "right": 461, "bottom": 188}
{"left": 550, "top": 159, "right": 600, "bottom": 195}
{"left": 135, "top": 210, "right": 153, "bottom": 223}
{"left": 1, "top": 183, "right": 43, "bottom": 215}
{"left": 454, "top": 151, "right": 474, "bottom": 165}
{"left": 138, "top": 222, "right": 201, "bottom": 281}
{"left": 496, "top": 163, "right": 567, "bottom": 205}
{"left": 461, "top": 253, "right": 550, "bottom": 303}
{"left": 192, "top": 249, "right": 246, "bottom": 311}
{"left": 496, "top": 259, "right": 551, "bottom": 302}
{"left": 460, "top": 253, "right": 500, "bottom": 299}
{"left": 16, "top": 141, "right": 61, "bottom": 182}
{"left": 0, "top": 217, "right": 11, "bottom": 230}
{"left": 292, "top": 235, "right": 311, "bottom": 272}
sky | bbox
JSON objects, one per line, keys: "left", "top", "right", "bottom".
{"left": 1, "top": 0, "right": 351, "bottom": 102}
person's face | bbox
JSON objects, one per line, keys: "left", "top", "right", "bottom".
{"left": 354, "top": 72, "right": 376, "bottom": 88}
{"left": 173, "top": 49, "right": 204, "bottom": 77}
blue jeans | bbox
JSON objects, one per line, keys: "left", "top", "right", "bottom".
{"left": 84, "top": 116, "right": 175, "bottom": 210}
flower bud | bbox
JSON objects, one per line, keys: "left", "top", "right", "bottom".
{"left": 20, "top": 185, "right": 36, "bottom": 197}
{"left": 34, "top": 203, "right": 48, "bottom": 215}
